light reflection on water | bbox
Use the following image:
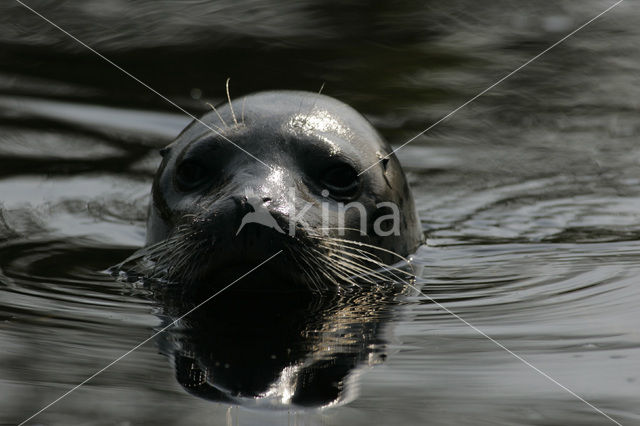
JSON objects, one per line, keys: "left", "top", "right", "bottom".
{"left": 1, "top": 0, "right": 639, "bottom": 424}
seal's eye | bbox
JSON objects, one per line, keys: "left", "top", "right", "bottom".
{"left": 176, "top": 160, "right": 208, "bottom": 191}
{"left": 321, "top": 164, "right": 359, "bottom": 198}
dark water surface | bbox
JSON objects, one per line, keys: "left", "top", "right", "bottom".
{"left": 1, "top": 0, "right": 639, "bottom": 425}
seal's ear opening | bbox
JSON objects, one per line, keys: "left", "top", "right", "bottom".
{"left": 381, "top": 157, "right": 389, "bottom": 171}
{"left": 376, "top": 151, "right": 390, "bottom": 171}
{"left": 159, "top": 147, "right": 170, "bottom": 158}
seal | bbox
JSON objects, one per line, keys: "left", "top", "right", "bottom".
{"left": 136, "top": 90, "right": 422, "bottom": 295}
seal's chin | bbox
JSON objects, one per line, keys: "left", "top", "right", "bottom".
{"left": 181, "top": 227, "right": 312, "bottom": 295}
{"left": 189, "top": 260, "right": 307, "bottom": 296}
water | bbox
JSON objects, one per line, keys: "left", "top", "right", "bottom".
{"left": 1, "top": 0, "right": 639, "bottom": 424}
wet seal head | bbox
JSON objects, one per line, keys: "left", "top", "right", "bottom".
{"left": 131, "top": 90, "right": 423, "bottom": 296}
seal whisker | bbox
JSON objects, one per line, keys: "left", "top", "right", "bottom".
{"left": 324, "top": 251, "right": 393, "bottom": 283}
{"left": 327, "top": 260, "right": 378, "bottom": 286}
{"left": 317, "top": 239, "right": 390, "bottom": 265}
{"left": 206, "top": 102, "right": 229, "bottom": 129}
{"left": 300, "top": 248, "right": 339, "bottom": 291}
{"left": 299, "top": 248, "right": 332, "bottom": 292}
{"left": 285, "top": 245, "right": 321, "bottom": 293}
{"left": 117, "top": 236, "right": 183, "bottom": 278}
{"left": 317, "top": 245, "right": 388, "bottom": 284}
{"left": 319, "top": 242, "right": 414, "bottom": 279}
{"left": 298, "top": 251, "right": 327, "bottom": 292}
{"left": 241, "top": 97, "right": 246, "bottom": 124}
{"left": 320, "top": 239, "right": 417, "bottom": 287}
{"left": 310, "top": 247, "right": 346, "bottom": 291}
{"left": 196, "top": 109, "right": 226, "bottom": 134}
{"left": 311, "top": 233, "right": 414, "bottom": 269}
{"left": 308, "top": 247, "right": 364, "bottom": 289}
{"left": 172, "top": 239, "right": 204, "bottom": 281}
{"left": 225, "top": 77, "right": 239, "bottom": 126}
{"left": 121, "top": 236, "right": 176, "bottom": 262}
{"left": 184, "top": 243, "right": 207, "bottom": 284}
{"left": 151, "top": 231, "right": 200, "bottom": 282}
{"left": 316, "top": 238, "right": 416, "bottom": 286}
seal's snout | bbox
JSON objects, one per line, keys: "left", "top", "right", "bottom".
{"left": 236, "top": 194, "right": 273, "bottom": 212}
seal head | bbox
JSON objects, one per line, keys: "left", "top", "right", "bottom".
{"left": 143, "top": 91, "right": 422, "bottom": 294}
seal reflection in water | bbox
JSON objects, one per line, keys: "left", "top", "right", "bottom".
{"left": 119, "top": 91, "right": 423, "bottom": 408}
{"left": 156, "top": 288, "right": 399, "bottom": 408}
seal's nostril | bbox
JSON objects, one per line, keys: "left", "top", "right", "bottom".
{"left": 262, "top": 197, "right": 272, "bottom": 203}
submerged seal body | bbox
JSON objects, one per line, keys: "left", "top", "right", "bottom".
{"left": 143, "top": 91, "right": 422, "bottom": 294}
